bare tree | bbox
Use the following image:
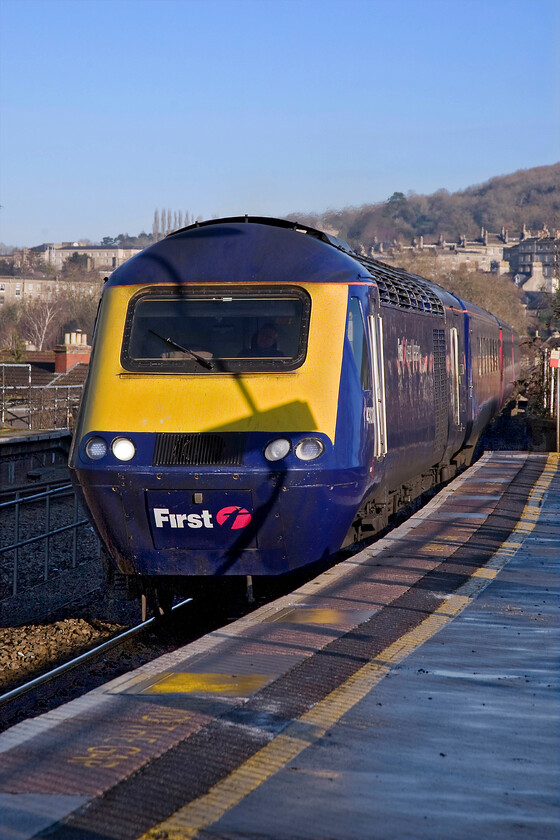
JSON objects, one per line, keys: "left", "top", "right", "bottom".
{"left": 153, "top": 209, "right": 160, "bottom": 241}
{"left": 21, "top": 298, "right": 64, "bottom": 350}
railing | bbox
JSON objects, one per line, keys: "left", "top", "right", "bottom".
{"left": 0, "top": 370, "right": 83, "bottom": 430}
{"left": 0, "top": 484, "right": 100, "bottom": 598}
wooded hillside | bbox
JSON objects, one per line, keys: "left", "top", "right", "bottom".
{"left": 289, "top": 163, "right": 560, "bottom": 249}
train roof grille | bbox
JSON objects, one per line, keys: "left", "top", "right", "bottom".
{"left": 355, "top": 256, "right": 444, "bottom": 316}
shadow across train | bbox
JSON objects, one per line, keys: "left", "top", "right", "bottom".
{"left": 70, "top": 217, "right": 520, "bottom": 609}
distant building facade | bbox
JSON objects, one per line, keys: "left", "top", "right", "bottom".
{"left": 0, "top": 276, "right": 102, "bottom": 306}
{"left": 503, "top": 227, "right": 560, "bottom": 293}
{"left": 377, "top": 227, "right": 513, "bottom": 274}
{"left": 0, "top": 241, "right": 141, "bottom": 307}
{"left": 377, "top": 226, "right": 559, "bottom": 292}
{"left": 33, "top": 242, "right": 141, "bottom": 271}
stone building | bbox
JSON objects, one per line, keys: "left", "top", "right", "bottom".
{"left": 0, "top": 275, "right": 102, "bottom": 307}
{"left": 34, "top": 242, "right": 141, "bottom": 271}
{"left": 378, "top": 226, "right": 559, "bottom": 293}
{"left": 503, "top": 227, "right": 560, "bottom": 293}
{"left": 379, "top": 227, "right": 514, "bottom": 275}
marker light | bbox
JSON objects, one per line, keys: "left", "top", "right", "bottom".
{"left": 294, "top": 437, "right": 325, "bottom": 461}
{"left": 264, "top": 438, "right": 291, "bottom": 461}
{"left": 85, "top": 436, "right": 108, "bottom": 460}
{"left": 112, "top": 437, "right": 136, "bottom": 461}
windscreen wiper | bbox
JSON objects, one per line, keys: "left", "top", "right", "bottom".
{"left": 149, "top": 330, "right": 213, "bottom": 370}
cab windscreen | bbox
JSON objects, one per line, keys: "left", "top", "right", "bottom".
{"left": 121, "top": 285, "right": 311, "bottom": 373}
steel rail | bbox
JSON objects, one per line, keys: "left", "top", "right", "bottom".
{"left": 0, "top": 597, "right": 193, "bottom": 707}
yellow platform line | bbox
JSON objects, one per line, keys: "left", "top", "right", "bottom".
{"left": 138, "top": 453, "right": 558, "bottom": 840}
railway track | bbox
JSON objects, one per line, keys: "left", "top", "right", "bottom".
{"left": 0, "top": 601, "right": 190, "bottom": 707}
{"left": 0, "top": 596, "right": 223, "bottom": 734}
{"left": 0, "top": 572, "right": 308, "bottom": 735}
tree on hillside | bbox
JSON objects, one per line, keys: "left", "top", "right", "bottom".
{"left": 59, "top": 257, "right": 101, "bottom": 285}
{"left": 0, "top": 285, "right": 100, "bottom": 353}
{"left": 0, "top": 258, "right": 17, "bottom": 276}
{"left": 292, "top": 162, "right": 560, "bottom": 250}
{"left": 534, "top": 286, "right": 560, "bottom": 336}
{"left": 66, "top": 252, "right": 89, "bottom": 269}
{"left": 113, "top": 231, "right": 153, "bottom": 248}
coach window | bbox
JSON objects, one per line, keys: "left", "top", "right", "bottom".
{"left": 346, "top": 297, "right": 371, "bottom": 390}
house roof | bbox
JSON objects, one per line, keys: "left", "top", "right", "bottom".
{"left": 0, "top": 353, "right": 88, "bottom": 387}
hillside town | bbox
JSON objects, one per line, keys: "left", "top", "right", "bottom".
{"left": 380, "top": 225, "right": 559, "bottom": 295}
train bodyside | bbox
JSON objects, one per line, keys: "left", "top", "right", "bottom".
{"left": 70, "top": 218, "right": 519, "bottom": 584}
{"left": 447, "top": 295, "right": 520, "bottom": 450}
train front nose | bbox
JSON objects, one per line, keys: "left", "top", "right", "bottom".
{"left": 72, "top": 426, "right": 360, "bottom": 578}
{"left": 137, "top": 429, "right": 354, "bottom": 576}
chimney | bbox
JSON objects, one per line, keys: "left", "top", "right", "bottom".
{"left": 54, "top": 332, "right": 91, "bottom": 373}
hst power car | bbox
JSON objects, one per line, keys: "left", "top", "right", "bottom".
{"left": 70, "top": 217, "right": 520, "bottom": 606}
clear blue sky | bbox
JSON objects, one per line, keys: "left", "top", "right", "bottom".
{"left": 1, "top": 0, "right": 559, "bottom": 247}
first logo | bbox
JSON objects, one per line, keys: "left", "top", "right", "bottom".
{"left": 216, "top": 506, "right": 252, "bottom": 529}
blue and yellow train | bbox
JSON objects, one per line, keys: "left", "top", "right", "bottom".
{"left": 70, "top": 217, "right": 520, "bottom": 601}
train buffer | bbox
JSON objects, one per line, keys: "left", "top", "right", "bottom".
{"left": 0, "top": 451, "right": 558, "bottom": 840}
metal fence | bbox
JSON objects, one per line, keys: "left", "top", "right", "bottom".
{"left": 0, "top": 484, "right": 100, "bottom": 598}
{"left": 0, "top": 365, "right": 83, "bottom": 430}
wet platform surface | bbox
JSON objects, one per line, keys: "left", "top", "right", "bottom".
{"left": 0, "top": 452, "right": 558, "bottom": 840}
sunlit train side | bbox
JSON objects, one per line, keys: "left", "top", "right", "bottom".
{"left": 69, "top": 217, "right": 520, "bottom": 599}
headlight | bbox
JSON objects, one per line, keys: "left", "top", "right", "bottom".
{"left": 111, "top": 437, "right": 136, "bottom": 461}
{"left": 264, "top": 438, "right": 291, "bottom": 461}
{"left": 294, "top": 437, "right": 325, "bottom": 461}
{"left": 85, "top": 436, "right": 108, "bottom": 460}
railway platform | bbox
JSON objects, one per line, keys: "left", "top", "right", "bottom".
{"left": 0, "top": 451, "right": 558, "bottom": 840}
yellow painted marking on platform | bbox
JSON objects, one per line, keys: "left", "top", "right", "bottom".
{"left": 67, "top": 709, "right": 197, "bottom": 770}
{"left": 419, "top": 528, "right": 476, "bottom": 554}
{"left": 271, "top": 608, "right": 349, "bottom": 625}
{"left": 442, "top": 531, "right": 470, "bottom": 541}
{"left": 141, "top": 673, "right": 271, "bottom": 697}
{"left": 139, "top": 454, "right": 559, "bottom": 840}
{"left": 472, "top": 567, "right": 498, "bottom": 580}
{"left": 419, "top": 543, "right": 450, "bottom": 553}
